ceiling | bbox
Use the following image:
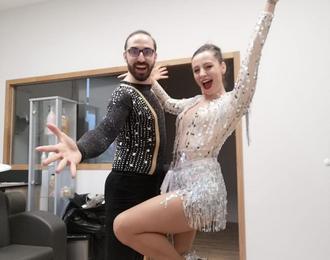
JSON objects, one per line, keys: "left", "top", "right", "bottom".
{"left": 0, "top": 0, "right": 51, "bottom": 11}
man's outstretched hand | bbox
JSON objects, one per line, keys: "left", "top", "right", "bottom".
{"left": 36, "top": 123, "right": 82, "bottom": 177}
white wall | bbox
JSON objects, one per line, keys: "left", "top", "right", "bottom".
{"left": 1, "top": 0, "right": 330, "bottom": 259}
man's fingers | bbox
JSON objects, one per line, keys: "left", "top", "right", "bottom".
{"left": 56, "top": 158, "right": 68, "bottom": 173}
{"left": 46, "top": 123, "right": 63, "bottom": 139}
{"left": 36, "top": 144, "right": 58, "bottom": 153}
{"left": 42, "top": 152, "right": 62, "bottom": 166}
{"left": 70, "top": 162, "right": 77, "bottom": 178}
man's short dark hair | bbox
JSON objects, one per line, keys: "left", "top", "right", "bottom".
{"left": 124, "top": 30, "right": 157, "bottom": 51}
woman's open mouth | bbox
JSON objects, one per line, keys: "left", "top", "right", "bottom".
{"left": 202, "top": 80, "right": 213, "bottom": 90}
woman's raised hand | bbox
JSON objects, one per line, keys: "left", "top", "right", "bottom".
{"left": 267, "top": 0, "right": 278, "bottom": 4}
{"left": 151, "top": 65, "right": 168, "bottom": 83}
{"left": 117, "top": 65, "right": 168, "bottom": 83}
{"left": 36, "top": 123, "right": 82, "bottom": 177}
{"left": 265, "top": 0, "right": 278, "bottom": 13}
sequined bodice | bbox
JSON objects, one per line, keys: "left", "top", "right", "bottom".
{"left": 172, "top": 93, "right": 234, "bottom": 165}
{"left": 152, "top": 11, "right": 273, "bottom": 167}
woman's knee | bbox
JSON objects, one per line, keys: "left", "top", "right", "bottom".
{"left": 175, "top": 243, "right": 192, "bottom": 255}
{"left": 174, "top": 231, "right": 196, "bottom": 255}
{"left": 113, "top": 213, "right": 133, "bottom": 245}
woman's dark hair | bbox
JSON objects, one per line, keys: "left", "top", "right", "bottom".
{"left": 192, "top": 43, "right": 227, "bottom": 87}
{"left": 124, "top": 30, "right": 157, "bottom": 51}
{"left": 192, "top": 43, "right": 223, "bottom": 63}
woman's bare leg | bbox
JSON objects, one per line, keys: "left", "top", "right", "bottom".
{"left": 113, "top": 192, "right": 195, "bottom": 260}
{"left": 173, "top": 230, "right": 197, "bottom": 255}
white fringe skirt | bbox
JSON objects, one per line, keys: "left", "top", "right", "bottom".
{"left": 160, "top": 157, "right": 227, "bottom": 232}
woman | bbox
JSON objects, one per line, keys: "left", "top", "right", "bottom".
{"left": 113, "top": 0, "right": 279, "bottom": 259}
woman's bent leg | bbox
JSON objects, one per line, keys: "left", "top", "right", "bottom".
{"left": 114, "top": 192, "right": 194, "bottom": 260}
{"left": 173, "top": 230, "right": 197, "bottom": 255}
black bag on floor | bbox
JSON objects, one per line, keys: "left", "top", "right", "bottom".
{"left": 63, "top": 193, "right": 106, "bottom": 260}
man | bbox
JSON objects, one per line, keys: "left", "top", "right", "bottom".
{"left": 37, "top": 30, "right": 167, "bottom": 259}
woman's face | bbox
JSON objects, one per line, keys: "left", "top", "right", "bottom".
{"left": 192, "top": 50, "right": 226, "bottom": 98}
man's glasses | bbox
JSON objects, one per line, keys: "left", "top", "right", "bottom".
{"left": 127, "top": 47, "right": 155, "bottom": 58}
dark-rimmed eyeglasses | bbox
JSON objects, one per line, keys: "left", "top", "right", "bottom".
{"left": 127, "top": 47, "right": 155, "bottom": 57}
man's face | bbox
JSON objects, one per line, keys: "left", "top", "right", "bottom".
{"left": 124, "top": 34, "right": 157, "bottom": 81}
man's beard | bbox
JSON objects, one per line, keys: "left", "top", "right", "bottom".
{"left": 127, "top": 61, "right": 154, "bottom": 81}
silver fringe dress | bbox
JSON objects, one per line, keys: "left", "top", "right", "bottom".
{"left": 152, "top": 11, "right": 274, "bottom": 232}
